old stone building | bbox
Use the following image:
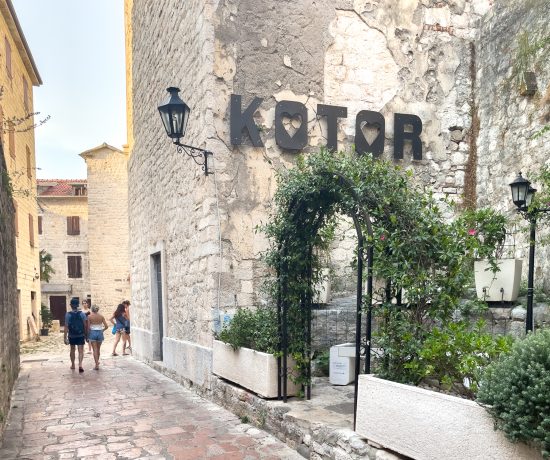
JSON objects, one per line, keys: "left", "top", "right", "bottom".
{"left": 476, "top": 2, "right": 550, "bottom": 288}
{"left": 37, "top": 143, "right": 131, "bottom": 323}
{"left": 80, "top": 143, "right": 131, "bottom": 314}
{"left": 37, "top": 179, "right": 90, "bottom": 325}
{"left": 125, "top": 0, "right": 549, "bottom": 388}
{"left": 0, "top": 0, "right": 42, "bottom": 341}
{"left": 0, "top": 143, "right": 19, "bottom": 435}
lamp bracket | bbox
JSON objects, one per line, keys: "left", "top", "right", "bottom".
{"left": 516, "top": 207, "right": 550, "bottom": 221}
{"left": 174, "top": 141, "right": 213, "bottom": 176}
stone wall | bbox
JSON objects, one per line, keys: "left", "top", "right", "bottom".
{"left": 0, "top": 3, "right": 42, "bottom": 341}
{"left": 127, "top": 0, "right": 496, "bottom": 386}
{"left": 127, "top": 0, "right": 219, "bottom": 379}
{"left": 475, "top": 0, "right": 550, "bottom": 290}
{"left": 37, "top": 193, "right": 90, "bottom": 312}
{"left": 0, "top": 150, "right": 19, "bottom": 435}
{"left": 81, "top": 144, "right": 130, "bottom": 313}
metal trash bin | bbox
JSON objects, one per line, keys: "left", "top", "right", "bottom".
{"left": 329, "top": 342, "right": 356, "bottom": 385}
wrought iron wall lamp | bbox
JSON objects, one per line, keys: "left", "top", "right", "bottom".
{"left": 158, "top": 87, "right": 213, "bottom": 176}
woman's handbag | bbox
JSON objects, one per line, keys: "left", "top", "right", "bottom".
{"left": 112, "top": 325, "right": 117, "bottom": 335}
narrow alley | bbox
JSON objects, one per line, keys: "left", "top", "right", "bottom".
{"left": 0, "top": 335, "right": 302, "bottom": 459}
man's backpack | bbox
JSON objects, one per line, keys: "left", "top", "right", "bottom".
{"left": 67, "top": 311, "right": 85, "bottom": 338}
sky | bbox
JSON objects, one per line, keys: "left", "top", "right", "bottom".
{"left": 13, "top": 0, "right": 126, "bottom": 179}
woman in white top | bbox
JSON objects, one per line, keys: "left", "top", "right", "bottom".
{"left": 82, "top": 300, "right": 92, "bottom": 354}
{"left": 87, "top": 305, "right": 109, "bottom": 370}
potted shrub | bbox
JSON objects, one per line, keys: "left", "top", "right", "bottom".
{"left": 474, "top": 258, "right": 523, "bottom": 302}
{"left": 356, "top": 323, "right": 541, "bottom": 459}
{"left": 213, "top": 306, "right": 299, "bottom": 398}
{"left": 478, "top": 329, "right": 550, "bottom": 459}
{"left": 40, "top": 304, "right": 53, "bottom": 336}
{"left": 469, "top": 214, "right": 523, "bottom": 302}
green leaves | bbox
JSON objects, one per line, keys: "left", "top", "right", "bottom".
{"left": 40, "top": 304, "right": 53, "bottom": 329}
{"left": 478, "top": 329, "right": 550, "bottom": 458}
{"left": 405, "top": 321, "right": 513, "bottom": 395}
{"left": 217, "top": 307, "right": 279, "bottom": 354}
{"left": 39, "top": 249, "right": 55, "bottom": 283}
{"left": 259, "top": 148, "right": 511, "bottom": 391}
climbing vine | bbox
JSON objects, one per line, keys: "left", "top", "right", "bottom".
{"left": 261, "top": 149, "right": 507, "bottom": 387}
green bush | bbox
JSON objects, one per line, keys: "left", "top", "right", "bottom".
{"left": 40, "top": 304, "right": 53, "bottom": 329}
{"left": 312, "top": 350, "right": 330, "bottom": 377}
{"left": 217, "top": 307, "right": 278, "bottom": 354}
{"left": 405, "top": 320, "right": 513, "bottom": 395}
{"left": 478, "top": 329, "right": 550, "bottom": 458}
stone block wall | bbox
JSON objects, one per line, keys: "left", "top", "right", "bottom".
{"left": 475, "top": 0, "right": 550, "bottom": 289}
{"left": 127, "top": 0, "right": 497, "bottom": 385}
{"left": 81, "top": 144, "right": 130, "bottom": 313}
{"left": 0, "top": 152, "right": 19, "bottom": 435}
{"left": 0, "top": 4, "right": 41, "bottom": 341}
{"left": 38, "top": 195, "right": 90, "bottom": 307}
{"left": 211, "top": 0, "right": 494, "bottom": 315}
{"left": 128, "top": 0, "right": 218, "bottom": 366}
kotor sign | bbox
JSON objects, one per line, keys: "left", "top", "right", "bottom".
{"left": 230, "top": 94, "right": 422, "bottom": 160}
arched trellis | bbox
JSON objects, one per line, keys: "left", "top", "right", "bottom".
{"left": 275, "top": 170, "right": 375, "bottom": 429}
{"left": 263, "top": 149, "right": 509, "bottom": 435}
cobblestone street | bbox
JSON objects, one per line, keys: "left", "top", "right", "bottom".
{"left": 0, "top": 337, "right": 302, "bottom": 460}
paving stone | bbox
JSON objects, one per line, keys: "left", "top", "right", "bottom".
{"left": 1, "top": 340, "right": 302, "bottom": 459}
{"left": 76, "top": 444, "right": 108, "bottom": 456}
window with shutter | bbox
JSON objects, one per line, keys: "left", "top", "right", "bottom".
{"left": 67, "top": 256, "right": 82, "bottom": 278}
{"left": 8, "top": 121, "right": 14, "bottom": 158}
{"left": 29, "top": 214, "right": 34, "bottom": 247}
{"left": 14, "top": 200, "right": 18, "bottom": 236}
{"left": 67, "top": 216, "right": 80, "bottom": 235}
{"left": 5, "top": 37, "right": 11, "bottom": 79}
{"left": 38, "top": 216, "right": 42, "bottom": 235}
{"left": 23, "top": 77, "right": 28, "bottom": 112}
{"left": 26, "top": 146, "right": 32, "bottom": 178}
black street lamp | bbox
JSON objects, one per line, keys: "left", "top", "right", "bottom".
{"left": 509, "top": 172, "right": 549, "bottom": 333}
{"left": 158, "top": 87, "right": 212, "bottom": 176}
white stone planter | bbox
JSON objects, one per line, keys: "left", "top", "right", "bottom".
{"left": 212, "top": 340, "right": 298, "bottom": 398}
{"left": 356, "top": 375, "right": 541, "bottom": 460}
{"left": 474, "top": 259, "right": 523, "bottom": 302}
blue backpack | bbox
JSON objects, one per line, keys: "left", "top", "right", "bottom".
{"left": 67, "top": 311, "right": 85, "bottom": 338}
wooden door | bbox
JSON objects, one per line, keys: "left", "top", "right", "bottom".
{"left": 49, "top": 296, "right": 67, "bottom": 326}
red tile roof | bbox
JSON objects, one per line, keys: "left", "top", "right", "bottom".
{"left": 37, "top": 179, "right": 87, "bottom": 197}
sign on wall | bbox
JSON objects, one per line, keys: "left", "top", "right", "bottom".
{"left": 230, "top": 94, "right": 422, "bottom": 160}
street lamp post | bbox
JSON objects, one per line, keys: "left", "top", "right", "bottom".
{"left": 509, "top": 172, "right": 550, "bottom": 333}
{"left": 158, "top": 87, "right": 213, "bottom": 176}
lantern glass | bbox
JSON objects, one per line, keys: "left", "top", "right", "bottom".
{"left": 510, "top": 173, "right": 530, "bottom": 209}
{"left": 158, "top": 87, "right": 190, "bottom": 140}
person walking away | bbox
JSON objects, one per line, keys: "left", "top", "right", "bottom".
{"left": 88, "top": 305, "right": 109, "bottom": 370}
{"left": 64, "top": 298, "right": 89, "bottom": 373}
{"left": 110, "top": 303, "right": 129, "bottom": 356}
{"left": 82, "top": 300, "right": 92, "bottom": 354}
{"left": 122, "top": 300, "right": 131, "bottom": 353}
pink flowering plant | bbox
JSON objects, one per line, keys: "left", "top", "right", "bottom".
{"left": 261, "top": 149, "right": 510, "bottom": 389}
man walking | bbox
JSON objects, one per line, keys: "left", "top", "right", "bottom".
{"left": 64, "top": 297, "right": 89, "bottom": 373}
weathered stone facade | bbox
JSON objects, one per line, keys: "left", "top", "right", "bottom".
{"left": 126, "top": 0, "right": 501, "bottom": 385}
{"left": 81, "top": 144, "right": 130, "bottom": 313}
{"left": 475, "top": 0, "right": 550, "bottom": 289}
{"left": 0, "top": 146, "right": 19, "bottom": 435}
{"left": 37, "top": 179, "right": 90, "bottom": 324}
{"left": 37, "top": 145, "right": 130, "bottom": 324}
{"left": 0, "top": 0, "right": 42, "bottom": 341}
{"left": 126, "top": 0, "right": 550, "bottom": 456}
